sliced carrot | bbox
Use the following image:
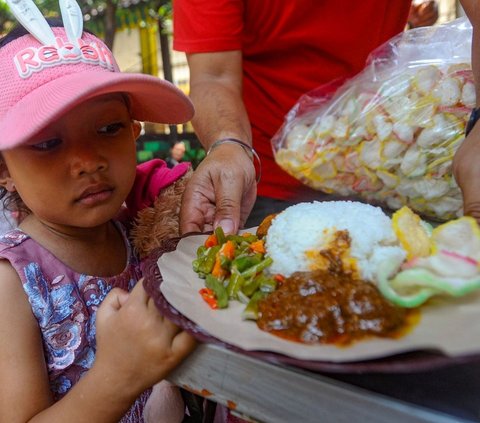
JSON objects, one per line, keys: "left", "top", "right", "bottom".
{"left": 250, "top": 239, "right": 266, "bottom": 254}
{"left": 274, "top": 274, "right": 286, "bottom": 284}
{"left": 220, "top": 240, "right": 236, "bottom": 260}
{"left": 204, "top": 233, "right": 218, "bottom": 248}
{"left": 211, "top": 254, "right": 228, "bottom": 279}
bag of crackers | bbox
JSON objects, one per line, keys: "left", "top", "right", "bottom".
{"left": 272, "top": 18, "right": 473, "bottom": 221}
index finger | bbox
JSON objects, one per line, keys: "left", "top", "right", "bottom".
{"left": 212, "top": 177, "right": 244, "bottom": 235}
{"left": 180, "top": 180, "right": 211, "bottom": 234}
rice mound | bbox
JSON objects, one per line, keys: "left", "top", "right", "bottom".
{"left": 265, "top": 201, "right": 406, "bottom": 281}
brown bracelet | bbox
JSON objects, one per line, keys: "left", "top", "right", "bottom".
{"left": 207, "top": 137, "right": 262, "bottom": 183}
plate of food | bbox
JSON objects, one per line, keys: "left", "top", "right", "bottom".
{"left": 144, "top": 200, "right": 480, "bottom": 372}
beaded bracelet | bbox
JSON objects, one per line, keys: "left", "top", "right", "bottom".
{"left": 206, "top": 137, "right": 262, "bottom": 183}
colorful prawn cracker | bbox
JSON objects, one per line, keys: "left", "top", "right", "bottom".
{"left": 378, "top": 213, "right": 480, "bottom": 308}
{"left": 272, "top": 19, "right": 473, "bottom": 221}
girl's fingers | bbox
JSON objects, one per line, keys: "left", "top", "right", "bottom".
{"left": 128, "top": 278, "right": 150, "bottom": 305}
{"left": 171, "top": 331, "right": 197, "bottom": 359}
{"left": 101, "top": 287, "right": 129, "bottom": 312}
{"left": 160, "top": 318, "right": 183, "bottom": 338}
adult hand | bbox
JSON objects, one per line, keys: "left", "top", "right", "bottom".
{"left": 408, "top": 1, "right": 438, "bottom": 28}
{"left": 180, "top": 142, "right": 257, "bottom": 235}
{"left": 94, "top": 280, "right": 197, "bottom": 396}
{"left": 453, "top": 124, "right": 480, "bottom": 222}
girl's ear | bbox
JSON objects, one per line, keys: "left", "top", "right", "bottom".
{"left": 132, "top": 120, "right": 142, "bottom": 139}
{"left": 0, "top": 161, "right": 15, "bottom": 192}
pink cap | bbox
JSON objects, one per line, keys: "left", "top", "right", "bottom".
{"left": 0, "top": 26, "right": 194, "bottom": 149}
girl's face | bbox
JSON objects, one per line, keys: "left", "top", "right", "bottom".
{"left": 1, "top": 94, "right": 140, "bottom": 230}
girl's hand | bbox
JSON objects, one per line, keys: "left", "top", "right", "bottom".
{"left": 94, "top": 280, "right": 196, "bottom": 397}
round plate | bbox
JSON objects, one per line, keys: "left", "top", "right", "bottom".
{"left": 141, "top": 238, "right": 480, "bottom": 374}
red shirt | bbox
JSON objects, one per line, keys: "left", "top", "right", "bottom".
{"left": 174, "top": 0, "right": 411, "bottom": 200}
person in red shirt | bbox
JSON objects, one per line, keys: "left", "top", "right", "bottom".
{"left": 173, "top": 0, "right": 479, "bottom": 236}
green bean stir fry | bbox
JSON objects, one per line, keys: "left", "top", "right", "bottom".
{"left": 192, "top": 227, "right": 278, "bottom": 319}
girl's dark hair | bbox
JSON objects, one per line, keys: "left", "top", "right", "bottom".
{"left": 0, "top": 158, "right": 26, "bottom": 216}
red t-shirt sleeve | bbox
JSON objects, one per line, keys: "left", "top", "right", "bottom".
{"left": 173, "top": 0, "right": 244, "bottom": 52}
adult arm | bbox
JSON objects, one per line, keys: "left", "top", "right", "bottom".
{"left": 180, "top": 51, "right": 257, "bottom": 235}
{"left": 0, "top": 266, "right": 195, "bottom": 423}
{"left": 453, "top": 0, "right": 480, "bottom": 221}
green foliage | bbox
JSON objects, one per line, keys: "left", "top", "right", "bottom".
{"left": 136, "top": 137, "right": 206, "bottom": 169}
{"left": 183, "top": 141, "right": 206, "bottom": 169}
{"left": 0, "top": 0, "right": 172, "bottom": 36}
{"left": 157, "top": 1, "right": 172, "bottom": 20}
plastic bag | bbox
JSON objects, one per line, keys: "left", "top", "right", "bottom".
{"left": 272, "top": 18, "right": 474, "bottom": 221}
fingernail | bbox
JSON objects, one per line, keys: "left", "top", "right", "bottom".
{"left": 217, "top": 219, "right": 235, "bottom": 235}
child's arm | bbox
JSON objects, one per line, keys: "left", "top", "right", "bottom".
{"left": 0, "top": 266, "right": 196, "bottom": 422}
{"left": 0, "top": 261, "right": 55, "bottom": 421}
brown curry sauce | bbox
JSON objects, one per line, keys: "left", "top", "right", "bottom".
{"left": 256, "top": 269, "right": 417, "bottom": 345}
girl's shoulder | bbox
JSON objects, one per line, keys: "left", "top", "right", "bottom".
{"left": 0, "top": 228, "right": 30, "bottom": 249}
{"left": 0, "top": 229, "right": 33, "bottom": 270}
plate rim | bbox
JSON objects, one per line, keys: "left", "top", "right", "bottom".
{"left": 141, "top": 237, "right": 480, "bottom": 374}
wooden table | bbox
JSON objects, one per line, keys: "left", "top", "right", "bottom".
{"left": 168, "top": 343, "right": 480, "bottom": 423}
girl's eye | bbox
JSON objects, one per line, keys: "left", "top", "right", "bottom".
{"left": 98, "top": 122, "right": 125, "bottom": 135}
{"left": 31, "top": 138, "right": 62, "bottom": 151}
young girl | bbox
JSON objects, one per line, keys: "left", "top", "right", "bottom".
{"left": 0, "top": 3, "right": 196, "bottom": 422}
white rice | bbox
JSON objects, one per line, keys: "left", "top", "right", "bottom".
{"left": 265, "top": 201, "right": 406, "bottom": 281}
